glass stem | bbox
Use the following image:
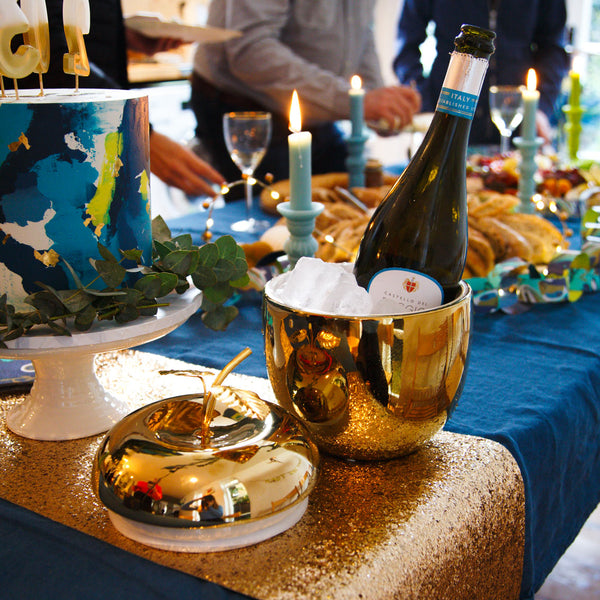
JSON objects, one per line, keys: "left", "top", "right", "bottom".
{"left": 244, "top": 177, "right": 253, "bottom": 221}
{"left": 500, "top": 133, "right": 511, "bottom": 154}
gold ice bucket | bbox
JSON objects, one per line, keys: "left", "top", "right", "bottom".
{"left": 263, "top": 280, "right": 472, "bottom": 460}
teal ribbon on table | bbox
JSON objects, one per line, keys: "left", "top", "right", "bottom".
{"left": 469, "top": 242, "right": 600, "bottom": 315}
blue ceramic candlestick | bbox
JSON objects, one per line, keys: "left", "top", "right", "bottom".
{"left": 346, "top": 133, "right": 369, "bottom": 189}
{"left": 514, "top": 135, "right": 543, "bottom": 213}
{"left": 283, "top": 90, "right": 324, "bottom": 267}
{"left": 278, "top": 201, "right": 324, "bottom": 267}
{"left": 347, "top": 79, "right": 368, "bottom": 189}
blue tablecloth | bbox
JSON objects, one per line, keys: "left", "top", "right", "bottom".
{"left": 142, "top": 201, "right": 600, "bottom": 599}
{"left": 2, "top": 199, "right": 599, "bottom": 599}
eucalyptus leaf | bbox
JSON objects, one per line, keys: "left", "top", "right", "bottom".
{"left": 56, "top": 289, "right": 93, "bottom": 312}
{"left": 61, "top": 257, "right": 86, "bottom": 289}
{"left": 47, "top": 321, "right": 72, "bottom": 336}
{"left": 85, "top": 288, "right": 128, "bottom": 297}
{"left": 171, "top": 233, "right": 193, "bottom": 250}
{"left": 139, "top": 304, "right": 159, "bottom": 317}
{"left": 230, "top": 272, "right": 250, "bottom": 288}
{"left": 154, "top": 240, "right": 173, "bottom": 261}
{"left": 115, "top": 304, "right": 141, "bottom": 324}
{"left": 97, "top": 243, "right": 119, "bottom": 263}
{"left": 202, "top": 282, "right": 233, "bottom": 305}
{"left": 121, "top": 248, "right": 144, "bottom": 263}
{"left": 197, "top": 242, "right": 219, "bottom": 267}
{"left": 175, "top": 279, "right": 191, "bottom": 294}
{"left": 163, "top": 249, "right": 199, "bottom": 276}
{"left": 22, "top": 311, "right": 45, "bottom": 327}
{"left": 135, "top": 272, "right": 178, "bottom": 298}
{"left": 231, "top": 256, "right": 249, "bottom": 281}
{"left": 117, "top": 288, "right": 145, "bottom": 306}
{"left": 215, "top": 235, "right": 239, "bottom": 261}
{"left": 200, "top": 294, "right": 219, "bottom": 313}
{"left": 201, "top": 304, "right": 239, "bottom": 331}
{"left": 213, "top": 257, "right": 235, "bottom": 282}
{"left": 135, "top": 274, "right": 163, "bottom": 299}
{"left": 74, "top": 304, "right": 98, "bottom": 331}
{"left": 26, "top": 291, "right": 66, "bottom": 316}
{"left": 152, "top": 215, "right": 172, "bottom": 243}
{"left": 93, "top": 260, "right": 127, "bottom": 288}
{"left": 191, "top": 266, "right": 218, "bottom": 290}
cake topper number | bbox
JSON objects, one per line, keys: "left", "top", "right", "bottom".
{"left": 0, "top": 0, "right": 41, "bottom": 98}
{"left": 0, "top": 0, "right": 90, "bottom": 98}
{"left": 62, "top": 0, "right": 90, "bottom": 90}
{"left": 21, "top": 0, "right": 51, "bottom": 94}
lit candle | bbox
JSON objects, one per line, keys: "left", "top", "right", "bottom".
{"left": 569, "top": 56, "right": 583, "bottom": 108}
{"left": 521, "top": 68, "right": 539, "bottom": 142}
{"left": 63, "top": 0, "right": 90, "bottom": 89}
{"left": 564, "top": 55, "right": 584, "bottom": 161}
{"left": 21, "top": 0, "right": 50, "bottom": 94}
{"left": 0, "top": 0, "right": 40, "bottom": 89}
{"left": 288, "top": 90, "right": 312, "bottom": 211}
{"left": 349, "top": 75, "right": 364, "bottom": 137}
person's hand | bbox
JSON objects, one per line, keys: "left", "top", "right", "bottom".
{"left": 125, "top": 28, "right": 184, "bottom": 56}
{"left": 150, "top": 131, "right": 225, "bottom": 197}
{"left": 364, "top": 85, "right": 421, "bottom": 134}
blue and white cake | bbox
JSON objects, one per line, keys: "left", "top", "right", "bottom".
{"left": 0, "top": 88, "right": 152, "bottom": 311}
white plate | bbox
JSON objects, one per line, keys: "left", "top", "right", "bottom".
{"left": 108, "top": 498, "right": 308, "bottom": 552}
{"left": 125, "top": 13, "right": 241, "bottom": 44}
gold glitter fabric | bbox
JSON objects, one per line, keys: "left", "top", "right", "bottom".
{"left": 0, "top": 350, "right": 525, "bottom": 600}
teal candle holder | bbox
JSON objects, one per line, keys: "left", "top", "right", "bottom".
{"left": 346, "top": 132, "right": 369, "bottom": 189}
{"left": 562, "top": 104, "right": 584, "bottom": 163}
{"left": 514, "top": 136, "right": 543, "bottom": 214}
{"left": 277, "top": 201, "right": 324, "bottom": 268}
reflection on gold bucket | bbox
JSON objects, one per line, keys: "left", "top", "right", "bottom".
{"left": 263, "top": 281, "right": 472, "bottom": 460}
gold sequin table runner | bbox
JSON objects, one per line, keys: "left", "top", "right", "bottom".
{"left": 0, "top": 350, "right": 525, "bottom": 600}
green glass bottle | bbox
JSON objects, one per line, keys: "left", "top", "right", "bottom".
{"left": 354, "top": 24, "right": 496, "bottom": 313}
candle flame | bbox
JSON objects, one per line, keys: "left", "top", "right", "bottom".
{"left": 572, "top": 54, "right": 585, "bottom": 75}
{"left": 351, "top": 75, "right": 362, "bottom": 90}
{"left": 526, "top": 68, "right": 537, "bottom": 92}
{"left": 289, "top": 89, "right": 302, "bottom": 133}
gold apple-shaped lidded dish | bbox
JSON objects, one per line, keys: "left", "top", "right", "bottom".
{"left": 92, "top": 349, "right": 319, "bottom": 552}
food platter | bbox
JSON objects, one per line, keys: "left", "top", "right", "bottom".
{"left": 258, "top": 168, "right": 565, "bottom": 274}
{"left": 252, "top": 157, "right": 600, "bottom": 314}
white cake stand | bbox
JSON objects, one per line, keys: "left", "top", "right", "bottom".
{"left": 0, "top": 289, "right": 202, "bottom": 441}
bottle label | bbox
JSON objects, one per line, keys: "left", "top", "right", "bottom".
{"left": 437, "top": 88, "right": 479, "bottom": 119}
{"left": 367, "top": 268, "right": 443, "bottom": 314}
{"left": 436, "top": 52, "right": 489, "bottom": 120}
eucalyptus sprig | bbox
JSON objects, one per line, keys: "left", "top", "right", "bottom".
{"left": 0, "top": 216, "right": 250, "bottom": 347}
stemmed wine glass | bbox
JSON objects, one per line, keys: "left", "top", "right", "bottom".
{"left": 489, "top": 85, "right": 525, "bottom": 154}
{"left": 223, "top": 111, "right": 272, "bottom": 233}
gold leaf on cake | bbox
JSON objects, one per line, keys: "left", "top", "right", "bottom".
{"left": 7, "top": 132, "right": 31, "bottom": 152}
{"left": 34, "top": 249, "right": 60, "bottom": 267}
{"left": 113, "top": 156, "right": 123, "bottom": 177}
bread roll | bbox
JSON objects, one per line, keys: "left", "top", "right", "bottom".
{"left": 470, "top": 217, "right": 533, "bottom": 262}
{"left": 466, "top": 227, "right": 495, "bottom": 276}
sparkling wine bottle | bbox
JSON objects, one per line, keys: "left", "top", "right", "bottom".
{"left": 354, "top": 24, "right": 495, "bottom": 313}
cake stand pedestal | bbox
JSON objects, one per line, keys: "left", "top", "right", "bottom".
{"left": 0, "top": 290, "right": 202, "bottom": 441}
